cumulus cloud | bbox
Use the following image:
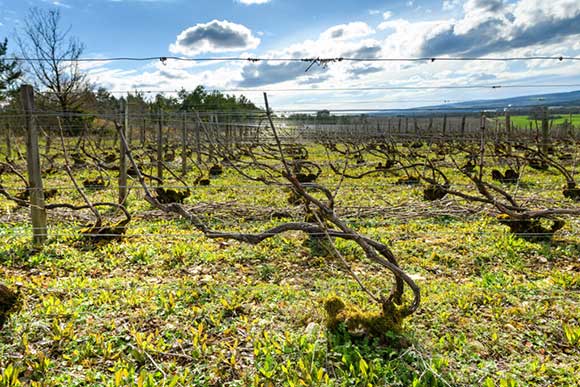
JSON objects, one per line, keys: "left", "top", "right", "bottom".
{"left": 442, "top": 0, "right": 461, "bottom": 11}
{"left": 169, "top": 19, "right": 260, "bottom": 56}
{"left": 418, "top": 0, "right": 580, "bottom": 57}
{"left": 158, "top": 69, "right": 188, "bottom": 80}
{"left": 238, "top": 61, "right": 326, "bottom": 87}
{"left": 320, "top": 22, "right": 374, "bottom": 40}
{"left": 296, "top": 74, "right": 332, "bottom": 85}
{"left": 234, "top": 22, "right": 385, "bottom": 87}
{"left": 342, "top": 41, "right": 382, "bottom": 58}
{"left": 349, "top": 65, "right": 384, "bottom": 78}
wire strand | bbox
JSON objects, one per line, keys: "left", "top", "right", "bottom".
{"left": 7, "top": 55, "right": 580, "bottom": 63}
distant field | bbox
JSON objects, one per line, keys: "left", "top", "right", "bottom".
{"left": 510, "top": 114, "right": 580, "bottom": 127}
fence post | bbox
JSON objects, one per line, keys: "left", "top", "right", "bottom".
{"left": 141, "top": 117, "right": 146, "bottom": 145}
{"left": 541, "top": 106, "right": 550, "bottom": 153}
{"left": 397, "top": 118, "right": 401, "bottom": 137}
{"left": 5, "top": 122, "right": 11, "bottom": 159}
{"left": 157, "top": 106, "right": 164, "bottom": 182}
{"left": 504, "top": 109, "right": 512, "bottom": 154}
{"left": 181, "top": 112, "right": 188, "bottom": 176}
{"left": 195, "top": 114, "right": 202, "bottom": 163}
{"left": 21, "top": 85, "right": 47, "bottom": 247}
{"left": 119, "top": 98, "right": 128, "bottom": 204}
{"left": 209, "top": 114, "right": 215, "bottom": 162}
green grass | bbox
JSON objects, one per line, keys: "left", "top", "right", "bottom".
{"left": 0, "top": 139, "right": 579, "bottom": 386}
{"left": 509, "top": 114, "right": 580, "bottom": 128}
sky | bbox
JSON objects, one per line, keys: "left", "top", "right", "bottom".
{"left": 1, "top": 0, "right": 580, "bottom": 111}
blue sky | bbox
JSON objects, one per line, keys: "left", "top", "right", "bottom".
{"left": 1, "top": 0, "right": 579, "bottom": 110}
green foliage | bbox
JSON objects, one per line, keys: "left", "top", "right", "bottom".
{"left": 0, "top": 38, "right": 21, "bottom": 102}
{"left": 177, "top": 86, "right": 259, "bottom": 113}
{"left": 562, "top": 323, "right": 580, "bottom": 347}
{"left": 0, "top": 142, "right": 579, "bottom": 386}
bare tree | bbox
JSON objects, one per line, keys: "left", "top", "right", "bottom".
{"left": 18, "top": 8, "right": 87, "bottom": 121}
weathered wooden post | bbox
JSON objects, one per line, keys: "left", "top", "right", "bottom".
{"left": 21, "top": 85, "right": 47, "bottom": 247}
{"left": 140, "top": 116, "right": 146, "bottom": 146}
{"left": 157, "top": 106, "right": 164, "bottom": 182}
{"left": 5, "top": 122, "right": 11, "bottom": 159}
{"left": 195, "top": 113, "right": 202, "bottom": 163}
{"left": 397, "top": 118, "right": 401, "bottom": 137}
{"left": 44, "top": 126, "right": 51, "bottom": 154}
{"left": 118, "top": 98, "right": 129, "bottom": 204}
{"left": 181, "top": 112, "right": 188, "bottom": 176}
{"left": 541, "top": 106, "right": 550, "bottom": 154}
{"left": 208, "top": 113, "right": 215, "bottom": 162}
{"left": 504, "top": 109, "right": 512, "bottom": 154}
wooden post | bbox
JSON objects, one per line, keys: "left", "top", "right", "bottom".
{"left": 44, "top": 127, "right": 51, "bottom": 154}
{"left": 460, "top": 115, "right": 466, "bottom": 142}
{"left": 504, "top": 109, "right": 512, "bottom": 153}
{"left": 225, "top": 120, "right": 231, "bottom": 152}
{"left": 541, "top": 107, "right": 550, "bottom": 154}
{"left": 442, "top": 114, "right": 447, "bottom": 139}
{"left": 118, "top": 99, "right": 128, "bottom": 204}
{"left": 5, "top": 122, "right": 11, "bottom": 159}
{"left": 21, "top": 85, "right": 47, "bottom": 247}
{"left": 181, "top": 112, "right": 188, "bottom": 176}
{"left": 195, "top": 114, "right": 201, "bottom": 163}
{"left": 127, "top": 114, "right": 133, "bottom": 146}
{"left": 157, "top": 107, "right": 164, "bottom": 182}
{"left": 141, "top": 117, "right": 146, "bottom": 145}
{"left": 208, "top": 114, "right": 215, "bottom": 162}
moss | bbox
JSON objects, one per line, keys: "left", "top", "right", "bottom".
{"left": 323, "top": 295, "right": 404, "bottom": 340}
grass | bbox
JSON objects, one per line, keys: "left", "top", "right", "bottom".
{"left": 509, "top": 114, "right": 580, "bottom": 128}
{"left": 0, "top": 139, "right": 579, "bottom": 386}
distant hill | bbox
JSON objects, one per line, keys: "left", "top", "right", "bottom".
{"left": 420, "top": 90, "right": 580, "bottom": 111}
{"left": 371, "top": 90, "right": 580, "bottom": 116}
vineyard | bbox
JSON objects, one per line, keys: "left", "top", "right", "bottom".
{"left": 1, "top": 92, "right": 580, "bottom": 386}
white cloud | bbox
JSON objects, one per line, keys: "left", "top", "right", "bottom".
{"left": 417, "top": 0, "right": 580, "bottom": 57}
{"left": 169, "top": 19, "right": 260, "bottom": 56}
{"left": 86, "top": 0, "right": 580, "bottom": 110}
{"left": 320, "top": 22, "right": 374, "bottom": 41}
{"left": 442, "top": 0, "right": 461, "bottom": 11}
{"left": 383, "top": 11, "right": 393, "bottom": 20}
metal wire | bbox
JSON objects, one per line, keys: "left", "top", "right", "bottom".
{"left": 7, "top": 55, "right": 580, "bottom": 63}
